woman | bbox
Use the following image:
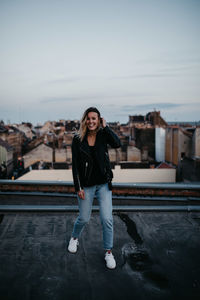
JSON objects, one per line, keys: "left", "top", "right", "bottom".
{"left": 68, "top": 107, "right": 121, "bottom": 269}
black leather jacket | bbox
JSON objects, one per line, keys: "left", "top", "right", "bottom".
{"left": 72, "top": 126, "right": 121, "bottom": 192}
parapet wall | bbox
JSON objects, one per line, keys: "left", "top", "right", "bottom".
{"left": 0, "top": 180, "right": 199, "bottom": 198}
{"left": 113, "top": 166, "right": 176, "bottom": 183}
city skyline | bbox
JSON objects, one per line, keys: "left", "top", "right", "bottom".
{"left": 0, "top": 0, "right": 200, "bottom": 125}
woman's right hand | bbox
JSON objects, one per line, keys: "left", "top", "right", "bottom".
{"left": 78, "top": 190, "right": 85, "bottom": 200}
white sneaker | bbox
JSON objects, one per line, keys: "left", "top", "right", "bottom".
{"left": 105, "top": 251, "right": 116, "bottom": 269}
{"left": 68, "top": 237, "right": 79, "bottom": 253}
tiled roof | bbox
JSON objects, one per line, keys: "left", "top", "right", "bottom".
{"left": 156, "top": 162, "right": 175, "bottom": 169}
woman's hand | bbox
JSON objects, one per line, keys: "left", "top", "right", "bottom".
{"left": 101, "top": 117, "right": 106, "bottom": 128}
{"left": 78, "top": 190, "right": 85, "bottom": 200}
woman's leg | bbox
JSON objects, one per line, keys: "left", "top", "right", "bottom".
{"left": 72, "top": 186, "right": 95, "bottom": 238}
{"left": 96, "top": 183, "right": 113, "bottom": 250}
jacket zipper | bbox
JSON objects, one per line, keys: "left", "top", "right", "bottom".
{"left": 77, "top": 175, "right": 81, "bottom": 191}
{"left": 85, "top": 161, "right": 88, "bottom": 177}
{"left": 80, "top": 147, "right": 93, "bottom": 183}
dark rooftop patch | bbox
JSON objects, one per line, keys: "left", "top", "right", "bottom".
{"left": 117, "top": 212, "right": 143, "bottom": 244}
{"left": 0, "top": 214, "right": 4, "bottom": 224}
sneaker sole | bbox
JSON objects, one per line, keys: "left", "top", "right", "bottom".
{"left": 68, "top": 247, "right": 78, "bottom": 253}
{"left": 106, "top": 265, "right": 116, "bottom": 269}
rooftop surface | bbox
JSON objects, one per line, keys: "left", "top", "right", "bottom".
{"left": 0, "top": 209, "right": 200, "bottom": 300}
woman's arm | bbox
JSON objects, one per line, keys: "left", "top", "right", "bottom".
{"left": 72, "top": 136, "right": 82, "bottom": 192}
{"left": 101, "top": 118, "right": 121, "bottom": 148}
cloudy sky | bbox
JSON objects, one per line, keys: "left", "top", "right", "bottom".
{"left": 0, "top": 0, "right": 199, "bottom": 125}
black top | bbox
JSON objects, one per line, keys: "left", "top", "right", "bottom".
{"left": 85, "top": 146, "right": 107, "bottom": 187}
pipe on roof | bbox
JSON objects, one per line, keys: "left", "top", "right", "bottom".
{"left": 1, "top": 179, "right": 200, "bottom": 190}
{"left": 0, "top": 205, "right": 200, "bottom": 212}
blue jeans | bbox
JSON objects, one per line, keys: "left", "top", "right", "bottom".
{"left": 72, "top": 183, "right": 113, "bottom": 250}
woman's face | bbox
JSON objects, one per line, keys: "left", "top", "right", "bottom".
{"left": 86, "top": 112, "right": 99, "bottom": 132}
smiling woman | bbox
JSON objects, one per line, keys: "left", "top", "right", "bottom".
{"left": 78, "top": 107, "right": 101, "bottom": 142}
{"left": 68, "top": 107, "right": 121, "bottom": 269}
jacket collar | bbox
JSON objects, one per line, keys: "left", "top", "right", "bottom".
{"left": 80, "top": 129, "right": 102, "bottom": 154}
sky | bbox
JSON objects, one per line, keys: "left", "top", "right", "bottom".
{"left": 0, "top": 0, "right": 200, "bottom": 125}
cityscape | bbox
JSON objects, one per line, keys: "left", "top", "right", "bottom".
{"left": 0, "top": 110, "right": 199, "bottom": 182}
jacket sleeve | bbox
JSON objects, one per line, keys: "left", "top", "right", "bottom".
{"left": 72, "top": 136, "right": 82, "bottom": 192}
{"left": 103, "top": 126, "right": 121, "bottom": 148}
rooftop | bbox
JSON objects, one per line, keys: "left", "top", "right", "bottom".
{"left": 0, "top": 210, "right": 200, "bottom": 300}
{"left": 0, "top": 181, "right": 200, "bottom": 300}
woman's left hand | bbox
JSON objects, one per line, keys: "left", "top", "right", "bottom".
{"left": 78, "top": 190, "right": 85, "bottom": 200}
{"left": 101, "top": 117, "right": 106, "bottom": 128}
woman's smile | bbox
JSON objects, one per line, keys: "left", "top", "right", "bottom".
{"left": 86, "top": 112, "right": 99, "bottom": 131}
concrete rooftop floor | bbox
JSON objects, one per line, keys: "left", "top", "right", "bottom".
{"left": 0, "top": 210, "right": 200, "bottom": 300}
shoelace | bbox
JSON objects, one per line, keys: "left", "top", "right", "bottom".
{"left": 105, "top": 253, "right": 114, "bottom": 258}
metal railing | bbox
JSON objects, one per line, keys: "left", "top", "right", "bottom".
{"left": 0, "top": 180, "right": 200, "bottom": 212}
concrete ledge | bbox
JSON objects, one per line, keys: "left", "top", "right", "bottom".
{"left": 17, "top": 168, "right": 176, "bottom": 183}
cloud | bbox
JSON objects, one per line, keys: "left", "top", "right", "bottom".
{"left": 160, "top": 65, "right": 197, "bottom": 73}
{"left": 46, "top": 77, "right": 81, "bottom": 84}
{"left": 40, "top": 92, "right": 148, "bottom": 104}
{"left": 40, "top": 94, "right": 104, "bottom": 104}
{"left": 110, "top": 66, "right": 198, "bottom": 80}
{"left": 40, "top": 97, "right": 81, "bottom": 104}
{"left": 111, "top": 56, "right": 200, "bottom": 81}
{"left": 120, "top": 102, "right": 183, "bottom": 112}
{"left": 138, "top": 54, "right": 200, "bottom": 66}
{"left": 110, "top": 73, "right": 173, "bottom": 80}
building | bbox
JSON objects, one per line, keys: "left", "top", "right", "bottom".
{"left": 22, "top": 143, "right": 53, "bottom": 168}
{"left": 0, "top": 138, "right": 13, "bottom": 178}
{"left": 0, "top": 124, "right": 25, "bottom": 162}
{"left": 14, "top": 123, "right": 35, "bottom": 140}
{"left": 165, "top": 126, "right": 193, "bottom": 166}
{"left": 192, "top": 127, "right": 200, "bottom": 160}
